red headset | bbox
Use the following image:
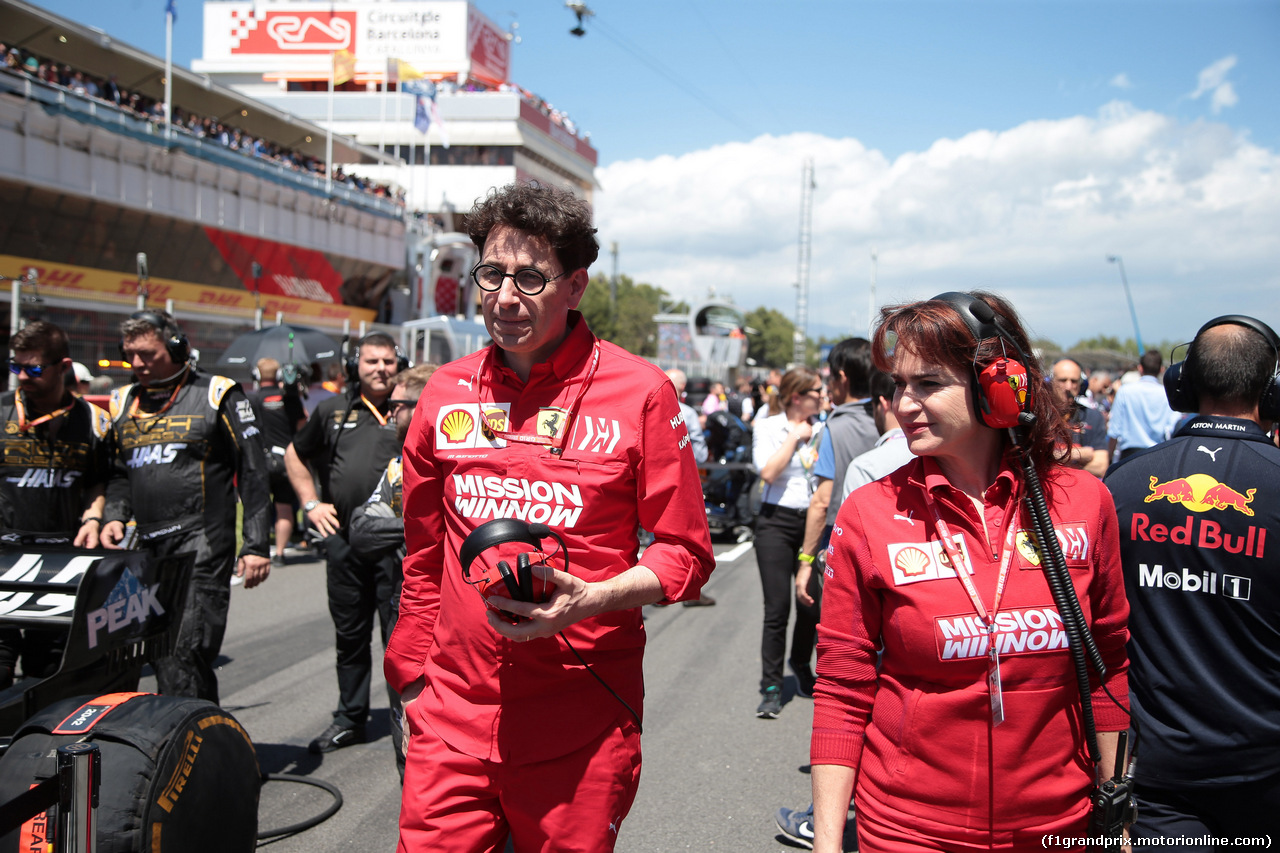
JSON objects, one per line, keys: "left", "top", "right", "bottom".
{"left": 930, "top": 292, "right": 1033, "bottom": 430}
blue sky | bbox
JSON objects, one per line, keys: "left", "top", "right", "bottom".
{"left": 33, "top": 0, "right": 1280, "bottom": 347}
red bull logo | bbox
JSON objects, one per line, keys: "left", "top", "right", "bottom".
{"left": 1145, "top": 474, "right": 1256, "bottom": 517}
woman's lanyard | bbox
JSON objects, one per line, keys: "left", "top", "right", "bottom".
{"left": 469, "top": 341, "right": 600, "bottom": 455}
{"left": 15, "top": 392, "right": 74, "bottom": 433}
{"left": 923, "top": 489, "right": 1019, "bottom": 727}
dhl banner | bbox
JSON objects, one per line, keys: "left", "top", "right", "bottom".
{"left": 0, "top": 255, "right": 375, "bottom": 325}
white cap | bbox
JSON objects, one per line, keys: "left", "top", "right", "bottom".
{"left": 72, "top": 362, "right": 93, "bottom": 383}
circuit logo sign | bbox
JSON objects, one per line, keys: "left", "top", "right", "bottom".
{"left": 1145, "top": 474, "right": 1256, "bottom": 516}
{"left": 228, "top": 9, "right": 357, "bottom": 54}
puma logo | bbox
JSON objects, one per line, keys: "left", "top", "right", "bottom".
{"left": 893, "top": 513, "right": 915, "bottom": 526}
{"left": 457, "top": 376, "right": 474, "bottom": 392}
{"left": 1197, "top": 445, "right": 1222, "bottom": 462}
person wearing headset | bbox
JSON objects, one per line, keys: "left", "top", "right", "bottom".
{"left": 1104, "top": 315, "right": 1280, "bottom": 843}
{"left": 810, "top": 292, "right": 1130, "bottom": 852}
{"left": 285, "top": 331, "right": 402, "bottom": 754}
{"left": 386, "top": 183, "right": 714, "bottom": 852}
{"left": 100, "top": 311, "right": 272, "bottom": 703}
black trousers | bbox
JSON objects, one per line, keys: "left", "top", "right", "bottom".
{"left": 145, "top": 527, "right": 233, "bottom": 704}
{"left": 1131, "top": 769, "right": 1280, "bottom": 849}
{"left": 754, "top": 503, "right": 819, "bottom": 692}
{"left": 324, "top": 532, "right": 396, "bottom": 728}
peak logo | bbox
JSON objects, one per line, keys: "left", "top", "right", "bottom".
{"left": 86, "top": 567, "right": 164, "bottom": 648}
{"left": 1145, "top": 474, "right": 1256, "bottom": 516}
{"left": 887, "top": 536, "right": 971, "bottom": 586}
{"left": 228, "top": 10, "right": 356, "bottom": 54}
{"left": 935, "top": 606, "right": 1067, "bottom": 661}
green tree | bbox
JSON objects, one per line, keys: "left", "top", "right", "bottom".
{"left": 744, "top": 307, "right": 799, "bottom": 368}
{"left": 579, "top": 274, "right": 670, "bottom": 357}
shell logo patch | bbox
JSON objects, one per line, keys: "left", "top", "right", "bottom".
{"left": 436, "top": 403, "right": 509, "bottom": 449}
{"left": 887, "top": 535, "right": 973, "bottom": 586}
{"left": 440, "top": 409, "right": 475, "bottom": 444}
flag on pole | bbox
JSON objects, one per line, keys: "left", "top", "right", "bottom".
{"left": 388, "top": 58, "right": 424, "bottom": 86}
{"left": 165, "top": 0, "right": 176, "bottom": 23}
{"left": 413, "top": 95, "right": 432, "bottom": 135}
{"left": 332, "top": 49, "right": 356, "bottom": 86}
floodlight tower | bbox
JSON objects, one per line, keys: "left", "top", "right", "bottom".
{"left": 793, "top": 158, "right": 815, "bottom": 366}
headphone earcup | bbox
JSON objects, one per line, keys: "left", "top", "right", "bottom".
{"left": 1163, "top": 361, "right": 1196, "bottom": 413}
{"left": 516, "top": 554, "right": 535, "bottom": 602}
{"left": 975, "top": 357, "right": 1029, "bottom": 429}
{"left": 496, "top": 560, "right": 523, "bottom": 601}
{"left": 1258, "top": 374, "right": 1280, "bottom": 422}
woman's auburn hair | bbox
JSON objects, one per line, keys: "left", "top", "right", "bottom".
{"left": 871, "top": 290, "right": 1073, "bottom": 481}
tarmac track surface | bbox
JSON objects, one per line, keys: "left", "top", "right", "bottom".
{"left": 140, "top": 539, "right": 857, "bottom": 852}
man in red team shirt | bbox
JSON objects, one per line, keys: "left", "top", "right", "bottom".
{"left": 385, "top": 183, "right": 715, "bottom": 852}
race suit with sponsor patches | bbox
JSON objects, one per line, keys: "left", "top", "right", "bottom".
{"left": 103, "top": 371, "right": 271, "bottom": 702}
{"left": 0, "top": 391, "right": 111, "bottom": 682}
{"left": 0, "top": 391, "right": 110, "bottom": 542}
{"left": 1105, "top": 416, "right": 1280, "bottom": 795}
{"left": 812, "top": 456, "right": 1129, "bottom": 843}
{"left": 387, "top": 314, "right": 715, "bottom": 768}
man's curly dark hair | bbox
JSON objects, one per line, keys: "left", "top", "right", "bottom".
{"left": 466, "top": 183, "right": 599, "bottom": 274}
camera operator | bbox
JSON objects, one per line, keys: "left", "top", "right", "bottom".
{"left": 1105, "top": 315, "right": 1280, "bottom": 842}
{"left": 0, "top": 321, "right": 111, "bottom": 689}
{"left": 285, "top": 332, "right": 401, "bottom": 754}
{"left": 248, "top": 357, "right": 307, "bottom": 566}
{"left": 386, "top": 183, "right": 714, "bottom": 851}
{"left": 100, "top": 311, "right": 272, "bottom": 703}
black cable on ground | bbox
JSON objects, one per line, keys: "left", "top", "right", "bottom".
{"left": 256, "top": 773, "right": 344, "bottom": 843}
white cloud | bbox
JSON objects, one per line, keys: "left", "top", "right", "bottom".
{"left": 1189, "top": 55, "right": 1239, "bottom": 114}
{"left": 594, "top": 104, "right": 1280, "bottom": 348}
{"left": 1109, "top": 73, "right": 1132, "bottom": 90}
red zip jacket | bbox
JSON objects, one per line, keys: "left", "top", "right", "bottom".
{"left": 812, "top": 456, "right": 1129, "bottom": 836}
{"left": 385, "top": 315, "right": 715, "bottom": 764}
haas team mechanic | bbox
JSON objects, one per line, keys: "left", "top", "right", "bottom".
{"left": 386, "top": 183, "right": 715, "bottom": 853}
{"left": 0, "top": 321, "right": 111, "bottom": 689}
{"left": 101, "top": 311, "right": 271, "bottom": 703}
{"left": 1105, "top": 315, "right": 1280, "bottom": 842}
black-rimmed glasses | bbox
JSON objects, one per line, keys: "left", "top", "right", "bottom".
{"left": 8, "top": 360, "right": 48, "bottom": 377}
{"left": 470, "top": 264, "right": 566, "bottom": 296}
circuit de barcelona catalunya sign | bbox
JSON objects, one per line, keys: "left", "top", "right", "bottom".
{"left": 199, "top": 1, "right": 510, "bottom": 84}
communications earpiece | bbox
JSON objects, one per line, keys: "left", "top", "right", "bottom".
{"left": 345, "top": 333, "right": 411, "bottom": 386}
{"left": 930, "top": 292, "right": 1032, "bottom": 429}
{"left": 1164, "top": 314, "right": 1280, "bottom": 419}
{"left": 459, "top": 519, "right": 567, "bottom": 623}
{"left": 119, "top": 310, "right": 190, "bottom": 365}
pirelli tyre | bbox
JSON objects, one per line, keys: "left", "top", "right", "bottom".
{"left": 0, "top": 692, "right": 259, "bottom": 853}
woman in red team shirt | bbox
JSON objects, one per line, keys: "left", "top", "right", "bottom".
{"left": 809, "top": 292, "right": 1130, "bottom": 852}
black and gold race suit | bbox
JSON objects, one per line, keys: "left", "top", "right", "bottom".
{"left": 0, "top": 391, "right": 111, "bottom": 683}
{"left": 104, "top": 370, "right": 271, "bottom": 702}
{"left": 0, "top": 391, "right": 110, "bottom": 543}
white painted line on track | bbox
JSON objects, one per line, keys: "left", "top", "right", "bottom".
{"left": 716, "top": 541, "right": 754, "bottom": 564}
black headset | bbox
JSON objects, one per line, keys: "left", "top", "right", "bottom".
{"left": 344, "top": 333, "right": 409, "bottom": 387}
{"left": 1163, "top": 314, "right": 1280, "bottom": 420}
{"left": 459, "top": 519, "right": 566, "bottom": 621}
{"left": 119, "top": 310, "right": 190, "bottom": 364}
{"left": 930, "top": 292, "right": 1034, "bottom": 430}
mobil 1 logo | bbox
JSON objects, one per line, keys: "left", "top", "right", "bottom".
{"left": 1137, "top": 564, "right": 1251, "bottom": 601}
